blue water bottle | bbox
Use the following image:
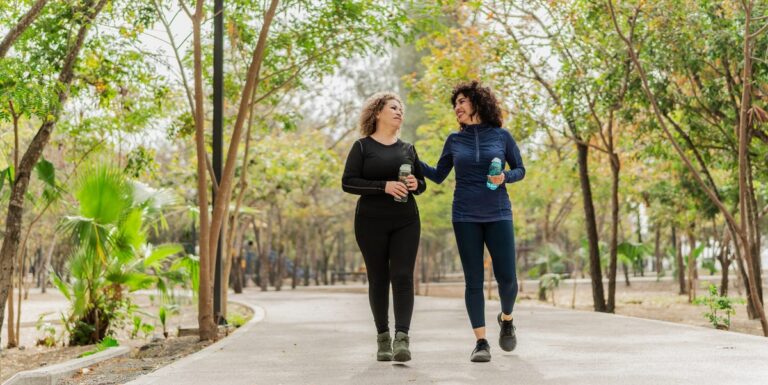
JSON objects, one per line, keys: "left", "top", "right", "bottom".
{"left": 487, "top": 157, "right": 502, "bottom": 190}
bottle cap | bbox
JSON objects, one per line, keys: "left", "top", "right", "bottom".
{"left": 400, "top": 164, "right": 412, "bottom": 173}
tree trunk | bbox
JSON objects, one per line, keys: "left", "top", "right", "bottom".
{"left": 6, "top": 289, "right": 16, "bottom": 348}
{"left": 673, "top": 226, "right": 686, "bottom": 295}
{"left": 607, "top": 153, "right": 619, "bottom": 312}
{"left": 719, "top": 251, "right": 731, "bottom": 297}
{"left": 622, "top": 263, "right": 630, "bottom": 287}
{"left": 191, "top": 0, "right": 216, "bottom": 341}
{"left": 654, "top": 226, "right": 662, "bottom": 277}
{"left": 15, "top": 247, "right": 27, "bottom": 344}
{"left": 0, "top": 0, "right": 107, "bottom": 346}
{"left": 576, "top": 143, "right": 606, "bottom": 312}
{"left": 259, "top": 214, "right": 272, "bottom": 292}
{"left": 687, "top": 229, "right": 696, "bottom": 303}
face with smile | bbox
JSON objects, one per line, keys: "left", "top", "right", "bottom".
{"left": 454, "top": 93, "right": 480, "bottom": 125}
{"left": 376, "top": 99, "right": 404, "bottom": 131}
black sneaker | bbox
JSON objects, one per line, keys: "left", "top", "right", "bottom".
{"left": 470, "top": 339, "right": 491, "bottom": 362}
{"left": 498, "top": 312, "right": 517, "bottom": 352}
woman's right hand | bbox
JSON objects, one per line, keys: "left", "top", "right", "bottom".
{"left": 385, "top": 181, "right": 409, "bottom": 199}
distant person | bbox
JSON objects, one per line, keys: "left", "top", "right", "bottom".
{"left": 342, "top": 92, "right": 426, "bottom": 362}
{"left": 419, "top": 81, "right": 525, "bottom": 362}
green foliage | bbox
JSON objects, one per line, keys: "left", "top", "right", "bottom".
{"left": 53, "top": 165, "right": 184, "bottom": 345}
{"left": 538, "top": 273, "right": 562, "bottom": 305}
{"left": 158, "top": 304, "right": 179, "bottom": 338}
{"left": 78, "top": 336, "right": 120, "bottom": 358}
{"left": 702, "top": 259, "right": 718, "bottom": 275}
{"left": 131, "top": 315, "right": 155, "bottom": 339}
{"left": 227, "top": 313, "right": 248, "bottom": 328}
{"left": 693, "top": 284, "right": 741, "bottom": 330}
{"left": 617, "top": 242, "right": 653, "bottom": 273}
{"left": 35, "top": 313, "right": 59, "bottom": 348}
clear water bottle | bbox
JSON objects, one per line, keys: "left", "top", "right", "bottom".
{"left": 487, "top": 157, "right": 502, "bottom": 190}
{"left": 395, "top": 164, "right": 412, "bottom": 202}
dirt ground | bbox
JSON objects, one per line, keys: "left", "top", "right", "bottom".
{"left": 0, "top": 298, "right": 252, "bottom": 384}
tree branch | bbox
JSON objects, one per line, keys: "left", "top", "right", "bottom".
{"left": 0, "top": 0, "right": 49, "bottom": 58}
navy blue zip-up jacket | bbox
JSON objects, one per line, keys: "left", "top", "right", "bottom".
{"left": 419, "top": 123, "right": 525, "bottom": 222}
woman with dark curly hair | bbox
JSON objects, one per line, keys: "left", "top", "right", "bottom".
{"left": 342, "top": 92, "right": 426, "bottom": 362}
{"left": 419, "top": 81, "right": 525, "bottom": 362}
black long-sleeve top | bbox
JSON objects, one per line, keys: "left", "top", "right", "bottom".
{"left": 342, "top": 137, "right": 426, "bottom": 219}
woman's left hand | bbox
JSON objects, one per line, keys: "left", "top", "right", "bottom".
{"left": 487, "top": 174, "right": 504, "bottom": 186}
{"left": 405, "top": 174, "right": 419, "bottom": 191}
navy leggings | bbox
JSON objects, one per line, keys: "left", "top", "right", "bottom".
{"left": 453, "top": 220, "right": 518, "bottom": 329}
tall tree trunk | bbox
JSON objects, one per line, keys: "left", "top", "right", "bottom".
{"left": 259, "top": 212, "right": 273, "bottom": 292}
{"left": 191, "top": 0, "right": 216, "bottom": 341}
{"left": 0, "top": 0, "right": 107, "bottom": 346}
{"left": 687, "top": 229, "right": 697, "bottom": 303}
{"left": 636, "top": 206, "right": 644, "bottom": 277}
{"left": 607, "top": 153, "right": 620, "bottom": 312}
{"left": 622, "top": 263, "right": 630, "bottom": 287}
{"left": 654, "top": 226, "right": 662, "bottom": 277}
{"left": 6, "top": 289, "right": 16, "bottom": 348}
{"left": 15, "top": 247, "right": 27, "bottom": 344}
{"left": 673, "top": 226, "right": 686, "bottom": 295}
{"left": 41, "top": 233, "right": 57, "bottom": 294}
{"left": 576, "top": 143, "right": 606, "bottom": 312}
{"left": 736, "top": 2, "right": 765, "bottom": 326}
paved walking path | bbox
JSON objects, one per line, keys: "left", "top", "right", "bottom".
{"left": 126, "top": 288, "right": 768, "bottom": 385}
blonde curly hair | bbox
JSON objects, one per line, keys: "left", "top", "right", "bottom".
{"left": 359, "top": 92, "right": 404, "bottom": 136}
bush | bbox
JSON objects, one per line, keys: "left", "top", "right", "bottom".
{"left": 693, "top": 284, "right": 740, "bottom": 330}
{"left": 52, "top": 166, "right": 184, "bottom": 345}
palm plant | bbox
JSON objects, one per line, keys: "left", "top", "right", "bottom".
{"left": 52, "top": 166, "right": 183, "bottom": 345}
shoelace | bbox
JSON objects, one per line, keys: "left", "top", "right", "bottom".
{"left": 501, "top": 320, "right": 514, "bottom": 335}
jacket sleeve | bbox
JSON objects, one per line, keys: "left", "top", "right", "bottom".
{"left": 411, "top": 145, "right": 427, "bottom": 196}
{"left": 420, "top": 134, "right": 453, "bottom": 184}
{"left": 502, "top": 130, "right": 526, "bottom": 184}
{"left": 341, "top": 140, "right": 386, "bottom": 195}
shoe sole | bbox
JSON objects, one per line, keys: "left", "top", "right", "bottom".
{"left": 393, "top": 350, "right": 411, "bottom": 362}
{"left": 498, "top": 312, "right": 517, "bottom": 352}
{"left": 470, "top": 353, "right": 491, "bottom": 362}
{"left": 499, "top": 336, "right": 517, "bottom": 352}
{"left": 377, "top": 353, "right": 393, "bottom": 361}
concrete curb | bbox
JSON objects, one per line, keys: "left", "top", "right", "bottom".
{"left": 2, "top": 346, "right": 130, "bottom": 385}
{"left": 123, "top": 301, "right": 266, "bottom": 385}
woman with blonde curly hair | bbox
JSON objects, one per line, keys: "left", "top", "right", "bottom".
{"left": 342, "top": 92, "right": 426, "bottom": 362}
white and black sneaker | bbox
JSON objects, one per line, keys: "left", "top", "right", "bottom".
{"left": 470, "top": 339, "right": 491, "bottom": 362}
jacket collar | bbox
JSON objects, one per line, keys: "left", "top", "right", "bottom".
{"left": 461, "top": 122, "right": 493, "bottom": 133}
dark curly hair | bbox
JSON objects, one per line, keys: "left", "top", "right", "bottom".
{"left": 450, "top": 81, "right": 503, "bottom": 129}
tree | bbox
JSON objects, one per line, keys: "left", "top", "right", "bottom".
{"left": 0, "top": 0, "right": 109, "bottom": 347}
{"left": 608, "top": 0, "right": 768, "bottom": 335}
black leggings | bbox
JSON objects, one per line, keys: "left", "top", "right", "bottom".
{"left": 453, "top": 220, "right": 518, "bottom": 329}
{"left": 354, "top": 214, "right": 420, "bottom": 334}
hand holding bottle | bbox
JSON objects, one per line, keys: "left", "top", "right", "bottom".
{"left": 487, "top": 157, "right": 503, "bottom": 190}
{"left": 385, "top": 181, "right": 408, "bottom": 199}
{"left": 404, "top": 174, "right": 418, "bottom": 191}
